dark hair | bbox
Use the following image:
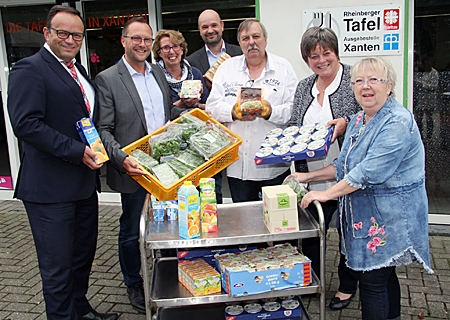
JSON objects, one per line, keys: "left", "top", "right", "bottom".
{"left": 46, "top": 5, "right": 85, "bottom": 31}
{"left": 152, "top": 29, "right": 188, "bottom": 62}
{"left": 300, "top": 27, "right": 339, "bottom": 64}
{"left": 237, "top": 18, "right": 268, "bottom": 42}
{"left": 122, "top": 16, "right": 151, "bottom": 37}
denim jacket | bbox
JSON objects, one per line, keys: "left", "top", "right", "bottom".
{"left": 334, "top": 97, "right": 433, "bottom": 273}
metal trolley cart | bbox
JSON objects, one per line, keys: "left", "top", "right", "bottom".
{"left": 139, "top": 198, "right": 326, "bottom": 320}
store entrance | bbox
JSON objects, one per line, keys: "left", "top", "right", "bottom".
{"left": 414, "top": 0, "right": 450, "bottom": 221}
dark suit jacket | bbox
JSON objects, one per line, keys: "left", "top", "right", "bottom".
{"left": 95, "top": 59, "right": 172, "bottom": 194}
{"left": 186, "top": 42, "right": 242, "bottom": 75}
{"left": 7, "top": 47, "right": 98, "bottom": 203}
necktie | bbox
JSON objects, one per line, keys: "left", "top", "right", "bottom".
{"left": 66, "top": 61, "right": 91, "bottom": 116}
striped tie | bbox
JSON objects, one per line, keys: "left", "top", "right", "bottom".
{"left": 66, "top": 61, "right": 91, "bottom": 116}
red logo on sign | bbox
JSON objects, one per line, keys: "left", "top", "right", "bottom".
{"left": 384, "top": 9, "right": 400, "bottom": 30}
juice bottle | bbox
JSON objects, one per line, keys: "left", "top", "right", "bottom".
{"left": 178, "top": 181, "right": 200, "bottom": 239}
{"left": 199, "top": 178, "right": 218, "bottom": 233}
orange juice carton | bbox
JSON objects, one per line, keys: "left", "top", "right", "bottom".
{"left": 178, "top": 181, "right": 200, "bottom": 239}
{"left": 199, "top": 178, "right": 218, "bottom": 233}
{"left": 75, "top": 117, "right": 109, "bottom": 164}
{"left": 262, "top": 185, "right": 298, "bottom": 233}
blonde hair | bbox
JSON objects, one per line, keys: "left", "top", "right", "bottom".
{"left": 350, "top": 57, "right": 396, "bottom": 97}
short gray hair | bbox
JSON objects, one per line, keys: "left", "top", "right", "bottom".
{"left": 350, "top": 57, "right": 397, "bottom": 97}
{"left": 300, "top": 27, "right": 339, "bottom": 64}
{"left": 237, "top": 18, "right": 268, "bottom": 42}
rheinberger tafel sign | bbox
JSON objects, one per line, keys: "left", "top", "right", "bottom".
{"left": 302, "top": 5, "right": 403, "bottom": 56}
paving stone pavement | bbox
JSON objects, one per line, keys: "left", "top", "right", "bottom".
{"left": 0, "top": 199, "right": 449, "bottom": 319}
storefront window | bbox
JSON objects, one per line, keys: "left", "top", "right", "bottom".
{"left": 83, "top": 0, "right": 149, "bottom": 79}
{"left": 414, "top": 0, "right": 450, "bottom": 213}
{"left": 1, "top": 5, "right": 50, "bottom": 70}
{"left": 0, "top": 93, "right": 12, "bottom": 189}
{"left": 1, "top": 4, "right": 53, "bottom": 190}
{"left": 160, "top": 0, "right": 255, "bottom": 53}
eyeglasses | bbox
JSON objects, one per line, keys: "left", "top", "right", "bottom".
{"left": 51, "top": 28, "right": 84, "bottom": 41}
{"left": 123, "top": 35, "right": 154, "bottom": 45}
{"left": 159, "top": 44, "right": 182, "bottom": 53}
{"left": 352, "top": 77, "right": 387, "bottom": 86}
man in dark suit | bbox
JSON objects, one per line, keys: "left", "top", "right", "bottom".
{"left": 186, "top": 9, "right": 242, "bottom": 77}
{"left": 95, "top": 17, "right": 172, "bottom": 314}
{"left": 186, "top": 9, "right": 242, "bottom": 204}
{"left": 7, "top": 5, "right": 118, "bottom": 320}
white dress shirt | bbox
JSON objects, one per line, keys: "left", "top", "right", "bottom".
{"left": 122, "top": 57, "right": 165, "bottom": 133}
{"left": 304, "top": 64, "right": 343, "bottom": 191}
{"left": 44, "top": 43, "right": 95, "bottom": 117}
{"left": 205, "top": 40, "right": 226, "bottom": 67}
{"left": 206, "top": 52, "right": 298, "bottom": 181}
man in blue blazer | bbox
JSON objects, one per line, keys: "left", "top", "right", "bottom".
{"left": 95, "top": 17, "right": 172, "bottom": 314}
{"left": 7, "top": 5, "right": 118, "bottom": 320}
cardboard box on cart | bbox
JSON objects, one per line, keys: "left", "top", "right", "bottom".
{"left": 262, "top": 185, "right": 299, "bottom": 233}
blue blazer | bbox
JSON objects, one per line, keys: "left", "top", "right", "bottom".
{"left": 7, "top": 47, "right": 99, "bottom": 203}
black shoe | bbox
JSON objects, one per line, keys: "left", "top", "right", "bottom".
{"left": 127, "top": 284, "right": 146, "bottom": 313}
{"left": 328, "top": 293, "right": 355, "bottom": 310}
{"left": 82, "top": 310, "right": 119, "bottom": 320}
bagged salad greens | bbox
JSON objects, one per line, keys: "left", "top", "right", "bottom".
{"left": 188, "top": 124, "right": 234, "bottom": 159}
{"left": 167, "top": 122, "right": 202, "bottom": 143}
{"left": 166, "top": 158, "right": 192, "bottom": 178}
{"left": 130, "top": 149, "right": 159, "bottom": 173}
{"left": 151, "top": 163, "right": 179, "bottom": 187}
{"left": 177, "top": 113, "right": 207, "bottom": 127}
{"left": 174, "top": 148, "right": 206, "bottom": 169}
{"left": 149, "top": 130, "right": 181, "bottom": 161}
{"left": 282, "top": 176, "right": 308, "bottom": 203}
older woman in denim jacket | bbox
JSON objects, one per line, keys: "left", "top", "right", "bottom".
{"left": 290, "top": 57, "right": 433, "bottom": 320}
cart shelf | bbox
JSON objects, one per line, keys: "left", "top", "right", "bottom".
{"left": 139, "top": 199, "right": 326, "bottom": 320}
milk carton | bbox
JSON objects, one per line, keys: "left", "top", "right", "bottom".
{"left": 178, "top": 181, "right": 200, "bottom": 239}
{"left": 199, "top": 178, "right": 218, "bottom": 233}
{"left": 262, "top": 185, "right": 298, "bottom": 233}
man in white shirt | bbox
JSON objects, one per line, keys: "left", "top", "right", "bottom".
{"left": 206, "top": 18, "right": 298, "bottom": 202}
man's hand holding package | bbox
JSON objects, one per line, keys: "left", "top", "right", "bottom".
{"left": 232, "top": 99, "right": 271, "bottom": 121}
{"left": 123, "top": 156, "right": 147, "bottom": 176}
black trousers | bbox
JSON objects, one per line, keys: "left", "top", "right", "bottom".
{"left": 24, "top": 191, "right": 98, "bottom": 319}
{"left": 228, "top": 170, "right": 291, "bottom": 203}
{"left": 302, "top": 200, "right": 358, "bottom": 295}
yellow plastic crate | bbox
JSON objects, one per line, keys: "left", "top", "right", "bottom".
{"left": 121, "top": 109, "right": 242, "bottom": 200}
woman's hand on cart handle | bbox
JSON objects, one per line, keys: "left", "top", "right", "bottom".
{"left": 300, "top": 190, "right": 327, "bottom": 208}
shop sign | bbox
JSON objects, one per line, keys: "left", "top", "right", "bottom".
{"left": 302, "top": 5, "right": 403, "bottom": 56}
{"left": 3, "top": 13, "right": 148, "bottom": 34}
